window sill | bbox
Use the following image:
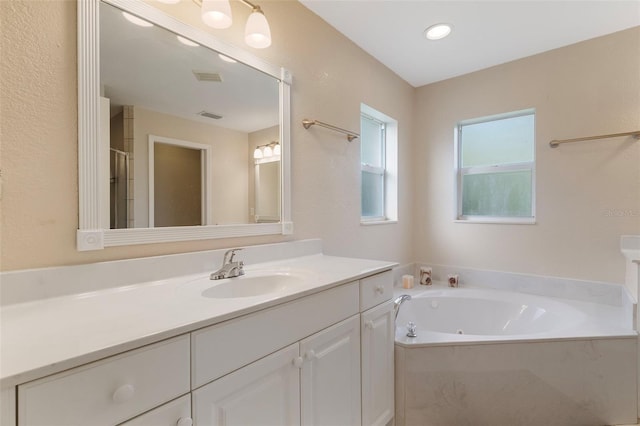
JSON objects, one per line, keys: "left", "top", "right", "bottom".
{"left": 360, "top": 219, "right": 398, "bottom": 226}
{"left": 455, "top": 217, "right": 536, "bottom": 225}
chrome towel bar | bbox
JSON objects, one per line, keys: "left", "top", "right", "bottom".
{"left": 550, "top": 130, "right": 640, "bottom": 148}
{"left": 302, "top": 119, "right": 359, "bottom": 142}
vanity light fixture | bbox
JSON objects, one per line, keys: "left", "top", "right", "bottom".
{"left": 424, "top": 23, "right": 452, "bottom": 40}
{"left": 122, "top": 11, "right": 154, "bottom": 27}
{"left": 156, "top": 0, "right": 181, "bottom": 3}
{"left": 253, "top": 142, "right": 280, "bottom": 159}
{"left": 191, "top": 0, "right": 272, "bottom": 48}
{"left": 201, "top": 0, "right": 233, "bottom": 29}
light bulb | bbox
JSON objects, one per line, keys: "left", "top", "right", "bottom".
{"left": 201, "top": 0, "right": 232, "bottom": 29}
{"left": 253, "top": 147, "right": 263, "bottom": 159}
{"left": 424, "top": 23, "right": 452, "bottom": 40}
{"left": 156, "top": 0, "right": 180, "bottom": 4}
{"left": 263, "top": 145, "right": 273, "bottom": 157}
{"left": 273, "top": 143, "right": 281, "bottom": 156}
{"left": 245, "top": 8, "right": 271, "bottom": 48}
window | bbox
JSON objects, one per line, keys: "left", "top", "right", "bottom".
{"left": 455, "top": 109, "right": 535, "bottom": 223}
{"left": 360, "top": 104, "right": 397, "bottom": 223}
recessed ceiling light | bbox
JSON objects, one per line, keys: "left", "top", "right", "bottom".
{"left": 177, "top": 35, "right": 199, "bottom": 47}
{"left": 218, "top": 54, "right": 237, "bottom": 63}
{"left": 122, "top": 12, "right": 153, "bottom": 27}
{"left": 424, "top": 23, "right": 452, "bottom": 40}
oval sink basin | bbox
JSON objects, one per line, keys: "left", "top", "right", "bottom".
{"left": 201, "top": 273, "right": 306, "bottom": 299}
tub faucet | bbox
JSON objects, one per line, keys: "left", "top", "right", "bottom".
{"left": 211, "top": 248, "right": 245, "bottom": 280}
{"left": 394, "top": 294, "right": 412, "bottom": 320}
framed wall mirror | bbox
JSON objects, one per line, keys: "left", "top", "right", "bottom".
{"left": 77, "top": 0, "right": 292, "bottom": 250}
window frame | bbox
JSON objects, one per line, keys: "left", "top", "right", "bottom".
{"left": 360, "top": 114, "right": 387, "bottom": 222}
{"left": 454, "top": 109, "right": 536, "bottom": 224}
{"left": 360, "top": 104, "right": 398, "bottom": 225}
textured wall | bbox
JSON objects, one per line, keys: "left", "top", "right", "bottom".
{"left": 413, "top": 27, "right": 640, "bottom": 284}
{"left": 0, "top": 0, "right": 415, "bottom": 270}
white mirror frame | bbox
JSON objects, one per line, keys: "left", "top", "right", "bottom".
{"left": 77, "top": 0, "right": 292, "bottom": 251}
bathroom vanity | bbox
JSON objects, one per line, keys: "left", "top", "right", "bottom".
{"left": 1, "top": 242, "right": 396, "bottom": 426}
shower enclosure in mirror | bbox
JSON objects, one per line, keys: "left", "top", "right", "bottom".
{"left": 77, "top": 0, "right": 292, "bottom": 250}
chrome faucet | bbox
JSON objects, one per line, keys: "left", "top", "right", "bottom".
{"left": 210, "top": 248, "right": 245, "bottom": 280}
{"left": 394, "top": 294, "right": 412, "bottom": 320}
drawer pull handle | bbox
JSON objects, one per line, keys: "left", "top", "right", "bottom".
{"left": 176, "top": 417, "right": 193, "bottom": 426}
{"left": 292, "top": 356, "right": 304, "bottom": 368}
{"left": 306, "top": 350, "right": 316, "bottom": 360}
{"left": 112, "top": 384, "right": 135, "bottom": 403}
{"left": 375, "top": 285, "right": 384, "bottom": 294}
{"left": 365, "top": 320, "right": 374, "bottom": 330}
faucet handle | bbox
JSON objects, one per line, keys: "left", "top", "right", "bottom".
{"left": 406, "top": 322, "right": 417, "bottom": 338}
{"left": 223, "top": 248, "right": 243, "bottom": 264}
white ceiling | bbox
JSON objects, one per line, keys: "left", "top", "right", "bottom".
{"left": 100, "top": 2, "right": 279, "bottom": 133}
{"left": 299, "top": 0, "right": 640, "bottom": 87}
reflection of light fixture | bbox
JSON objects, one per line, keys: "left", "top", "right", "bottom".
{"left": 122, "top": 12, "right": 153, "bottom": 27}
{"left": 424, "top": 23, "right": 452, "bottom": 40}
{"left": 190, "top": 0, "right": 272, "bottom": 48}
{"left": 156, "top": 0, "right": 181, "bottom": 3}
{"left": 177, "top": 35, "right": 199, "bottom": 47}
{"left": 218, "top": 53, "right": 237, "bottom": 63}
{"left": 253, "top": 142, "right": 280, "bottom": 159}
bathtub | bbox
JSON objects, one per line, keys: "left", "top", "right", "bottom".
{"left": 394, "top": 286, "right": 638, "bottom": 425}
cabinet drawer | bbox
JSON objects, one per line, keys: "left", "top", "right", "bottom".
{"left": 119, "top": 394, "right": 191, "bottom": 426}
{"left": 359, "top": 270, "right": 393, "bottom": 311}
{"left": 18, "top": 335, "right": 190, "bottom": 426}
{"left": 192, "top": 282, "right": 359, "bottom": 388}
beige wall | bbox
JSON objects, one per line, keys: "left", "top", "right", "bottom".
{"left": 413, "top": 27, "right": 640, "bottom": 284}
{"left": 132, "top": 106, "right": 249, "bottom": 227}
{"left": 3, "top": 0, "right": 633, "bottom": 284}
{"left": 0, "top": 0, "right": 414, "bottom": 270}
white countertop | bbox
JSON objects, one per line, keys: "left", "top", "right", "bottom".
{"left": 1, "top": 254, "right": 395, "bottom": 387}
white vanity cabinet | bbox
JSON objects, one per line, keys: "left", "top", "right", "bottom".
{"left": 191, "top": 283, "right": 362, "bottom": 426}
{"left": 17, "top": 335, "right": 190, "bottom": 426}
{"left": 300, "top": 315, "right": 361, "bottom": 426}
{"left": 119, "top": 394, "right": 192, "bottom": 426}
{"left": 361, "top": 300, "right": 395, "bottom": 426}
{"left": 9, "top": 268, "right": 395, "bottom": 426}
{"left": 192, "top": 315, "right": 361, "bottom": 426}
{"left": 192, "top": 344, "right": 301, "bottom": 425}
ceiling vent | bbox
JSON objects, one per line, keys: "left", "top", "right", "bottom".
{"left": 192, "top": 71, "right": 223, "bottom": 82}
{"left": 198, "top": 111, "right": 223, "bottom": 120}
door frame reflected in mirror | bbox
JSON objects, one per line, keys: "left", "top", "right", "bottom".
{"left": 148, "top": 135, "right": 213, "bottom": 228}
{"left": 254, "top": 157, "right": 281, "bottom": 223}
{"left": 77, "top": 0, "right": 292, "bottom": 251}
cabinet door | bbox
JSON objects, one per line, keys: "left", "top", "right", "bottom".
{"left": 300, "top": 315, "right": 361, "bottom": 426}
{"left": 361, "top": 301, "right": 394, "bottom": 426}
{"left": 192, "top": 344, "right": 300, "bottom": 426}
